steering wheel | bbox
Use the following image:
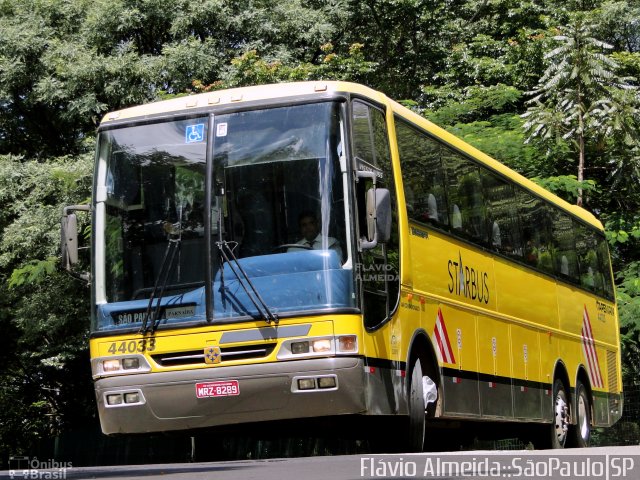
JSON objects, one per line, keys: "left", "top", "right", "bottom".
{"left": 274, "top": 243, "right": 312, "bottom": 252}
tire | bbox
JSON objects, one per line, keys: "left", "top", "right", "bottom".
{"left": 550, "top": 379, "right": 570, "bottom": 449}
{"left": 569, "top": 381, "right": 591, "bottom": 448}
{"left": 407, "top": 358, "right": 426, "bottom": 452}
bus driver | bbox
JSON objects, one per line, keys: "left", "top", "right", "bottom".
{"left": 288, "top": 211, "right": 342, "bottom": 262}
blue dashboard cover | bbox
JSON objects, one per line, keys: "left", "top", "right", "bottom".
{"left": 97, "top": 250, "right": 352, "bottom": 330}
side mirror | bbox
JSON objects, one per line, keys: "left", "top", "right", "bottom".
{"left": 361, "top": 187, "right": 391, "bottom": 250}
{"left": 375, "top": 188, "right": 392, "bottom": 243}
{"left": 357, "top": 168, "right": 392, "bottom": 250}
{"left": 61, "top": 213, "right": 78, "bottom": 268}
{"left": 365, "top": 187, "right": 376, "bottom": 242}
{"left": 61, "top": 205, "right": 90, "bottom": 271}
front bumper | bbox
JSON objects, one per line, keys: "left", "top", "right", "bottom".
{"left": 95, "top": 356, "right": 366, "bottom": 435}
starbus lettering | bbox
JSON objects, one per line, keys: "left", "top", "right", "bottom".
{"left": 447, "top": 252, "right": 489, "bottom": 304}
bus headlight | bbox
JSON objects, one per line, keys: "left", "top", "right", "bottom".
{"left": 312, "top": 339, "right": 332, "bottom": 352}
{"left": 92, "top": 355, "right": 151, "bottom": 378}
{"left": 277, "top": 335, "right": 358, "bottom": 360}
{"left": 103, "top": 359, "right": 121, "bottom": 372}
{"left": 291, "top": 341, "right": 310, "bottom": 354}
{"left": 122, "top": 358, "right": 140, "bottom": 370}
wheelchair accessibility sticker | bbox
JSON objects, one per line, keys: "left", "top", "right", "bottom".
{"left": 185, "top": 124, "right": 205, "bottom": 143}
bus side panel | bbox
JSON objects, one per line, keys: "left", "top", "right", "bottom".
{"left": 361, "top": 303, "right": 416, "bottom": 416}
{"left": 556, "top": 285, "right": 595, "bottom": 391}
{"left": 437, "top": 302, "right": 480, "bottom": 417}
{"left": 493, "top": 259, "right": 559, "bottom": 331}
{"left": 409, "top": 227, "right": 489, "bottom": 418}
{"left": 557, "top": 284, "right": 619, "bottom": 426}
{"left": 509, "top": 324, "right": 543, "bottom": 420}
{"left": 476, "top": 314, "right": 513, "bottom": 418}
{"left": 494, "top": 259, "right": 556, "bottom": 422}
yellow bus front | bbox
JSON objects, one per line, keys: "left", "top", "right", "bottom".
{"left": 88, "top": 88, "right": 375, "bottom": 434}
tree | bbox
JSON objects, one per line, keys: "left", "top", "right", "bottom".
{"left": 521, "top": 14, "right": 638, "bottom": 206}
{"left": 0, "top": 0, "right": 350, "bottom": 158}
{"left": 0, "top": 153, "right": 94, "bottom": 459}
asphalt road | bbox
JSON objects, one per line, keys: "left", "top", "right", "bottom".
{"left": 3, "top": 445, "right": 640, "bottom": 480}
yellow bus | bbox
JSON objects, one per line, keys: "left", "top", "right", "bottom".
{"left": 62, "top": 81, "right": 622, "bottom": 450}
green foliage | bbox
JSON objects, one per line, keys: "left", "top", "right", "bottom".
{"left": 522, "top": 18, "right": 624, "bottom": 145}
{"left": 0, "top": 0, "right": 351, "bottom": 157}
{"left": 522, "top": 13, "right": 640, "bottom": 206}
{"left": 605, "top": 218, "right": 640, "bottom": 247}
{"left": 343, "top": 0, "right": 453, "bottom": 98}
{"left": 0, "top": 154, "right": 92, "bottom": 270}
{"left": 615, "top": 261, "right": 640, "bottom": 383}
{"left": 8, "top": 257, "right": 57, "bottom": 287}
{"left": 0, "top": 153, "right": 93, "bottom": 456}
{"left": 611, "top": 51, "right": 640, "bottom": 80}
{"left": 424, "top": 85, "right": 523, "bottom": 125}
{"left": 438, "top": 36, "right": 514, "bottom": 87}
{"left": 503, "top": 28, "right": 552, "bottom": 91}
{"left": 590, "top": 1, "right": 640, "bottom": 53}
{"left": 194, "top": 43, "right": 376, "bottom": 91}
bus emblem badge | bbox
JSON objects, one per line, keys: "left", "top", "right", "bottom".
{"left": 204, "top": 346, "right": 222, "bottom": 364}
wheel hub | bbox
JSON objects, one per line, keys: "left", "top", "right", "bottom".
{"left": 578, "top": 394, "right": 589, "bottom": 440}
{"left": 554, "top": 393, "right": 569, "bottom": 445}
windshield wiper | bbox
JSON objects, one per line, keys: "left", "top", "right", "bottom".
{"left": 139, "top": 232, "right": 181, "bottom": 334}
{"left": 216, "top": 240, "right": 279, "bottom": 325}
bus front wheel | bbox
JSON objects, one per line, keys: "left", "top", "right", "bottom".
{"left": 408, "top": 358, "right": 426, "bottom": 452}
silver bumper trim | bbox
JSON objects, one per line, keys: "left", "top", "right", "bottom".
{"left": 95, "top": 356, "right": 366, "bottom": 434}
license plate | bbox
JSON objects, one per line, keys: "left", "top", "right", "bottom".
{"left": 195, "top": 380, "right": 240, "bottom": 398}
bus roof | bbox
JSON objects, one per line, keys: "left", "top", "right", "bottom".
{"left": 99, "top": 81, "right": 383, "bottom": 123}
{"left": 100, "top": 81, "right": 603, "bottom": 230}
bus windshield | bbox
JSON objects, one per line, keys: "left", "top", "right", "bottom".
{"left": 93, "top": 102, "right": 354, "bottom": 332}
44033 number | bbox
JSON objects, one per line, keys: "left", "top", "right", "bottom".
{"left": 107, "top": 338, "right": 156, "bottom": 354}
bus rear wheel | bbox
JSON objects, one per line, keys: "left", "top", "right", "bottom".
{"left": 408, "top": 358, "right": 426, "bottom": 452}
{"left": 551, "top": 379, "right": 570, "bottom": 449}
{"left": 569, "top": 380, "right": 591, "bottom": 447}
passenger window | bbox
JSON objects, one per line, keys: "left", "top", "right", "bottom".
{"left": 442, "top": 149, "right": 487, "bottom": 243}
{"left": 597, "top": 236, "right": 614, "bottom": 300}
{"left": 551, "top": 211, "right": 579, "bottom": 281}
{"left": 480, "top": 169, "right": 522, "bottom": 258}
{"left": 517, "top": 189, "right": 554, "bottom": 273}
{"left": 395, "top": 120, "right": 448, "bottom": 227}
{"left": 575, "top": 222, "right": 604, "bottom": 295}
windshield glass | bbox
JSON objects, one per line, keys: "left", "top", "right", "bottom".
{"left": 94, "top": 117, "right": 209, "bottom": 331}
{"left": 93, "top": 102, "right": 354, "bottom": 332}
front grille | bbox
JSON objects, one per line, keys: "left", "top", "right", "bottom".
{"left": 152, "top": 343, "right": 277, "bottom": 367}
